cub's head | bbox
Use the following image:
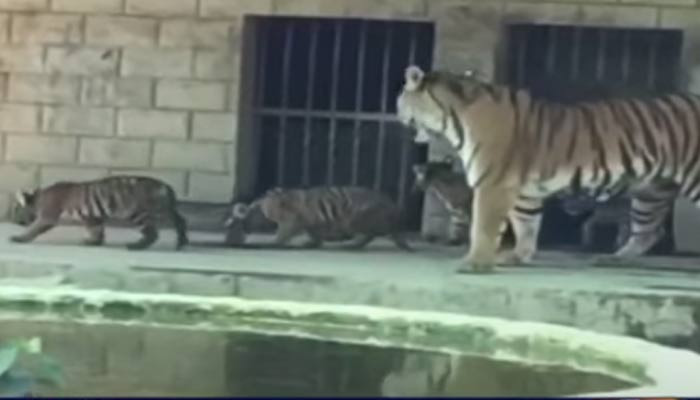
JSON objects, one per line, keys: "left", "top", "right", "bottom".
{"left": 396, "top": 65, "right": 488, "bottom": 143}
{"left": 224, "top": 197, "right": 279, "bottom": 245}
{"left": 412, "top": 158, "right": 455, "bottom": 192}
{"left": 224, "top": 202, "right": 253, "bottom": 245}
{"left": 8, "top": 190, "right": 38, "bottom": 226}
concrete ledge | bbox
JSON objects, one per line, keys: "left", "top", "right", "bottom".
{"left": 3, "top": 286, "right": 700, "bottom": 396}
{"left": 0, "top": 223, "right": 698, "bottom": 357}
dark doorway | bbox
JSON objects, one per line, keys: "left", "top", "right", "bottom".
{"left": 244, "top": 17, "right": 434, "bottom": 230}
{"left": 505, "top": 23, "right": 684, "bottom": 253}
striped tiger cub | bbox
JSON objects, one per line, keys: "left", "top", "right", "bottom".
{"left": 413, "top": 159, "right": 630, "bottom": 250}
{"left": 225, "top": 186, "right": 412, "bottom": 251}
{"left": 8, "top": 175, "right": 188, "bottom": 250}
{"left": 412, "top": 159, "right": 472, "bottom": 245}
{"left": 397, "top": 65, "right": 688, "bottom": 272}
{"left": 560, "top": 193, "right": 631, "bottom": 252}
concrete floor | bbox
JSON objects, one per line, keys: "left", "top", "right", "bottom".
{"left": 0, "top": 222, "right": 699, "bottom": 354}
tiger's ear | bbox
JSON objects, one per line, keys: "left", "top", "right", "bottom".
{"left": 232, "top": 203, "right": 249, "bottom": 219}
{"left": 14, "top": 190, "right": 33, "bottom": 207}
{"left": 404, "top": 65, "right": 425, "bottom": 91}
{"left": 442, "top": 155, "right": 455, "bottom": 165}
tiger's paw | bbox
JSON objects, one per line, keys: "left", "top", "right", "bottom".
{"left": 9, "top": 235, "right": 29, "bottom": 244}
{"left": 496, "top": 250, "right": 533, "bottom": 266}
{"left": 592, "top": 254, "right": 635, "bottom": 267}
{"left": 456, "top": 255, "right": 496, "bottom": 274}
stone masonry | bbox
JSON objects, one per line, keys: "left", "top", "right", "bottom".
{"left": 0, "top": 0, "right": 699, "bottom": 237}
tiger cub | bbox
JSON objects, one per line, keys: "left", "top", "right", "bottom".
{"left": 225, "top": 186, "right": 412, "bottom": 251}
{"left": 414, "top": 160, "right": 633, "bottom": 251}
{"left": 412, "top": 159, "right": 472, "bottom": 245}
{"left": 8, "top": 175, "right": 188, "bottom": 250}
{"left": 560, "top": 193, "right": 631, "bottom": 252}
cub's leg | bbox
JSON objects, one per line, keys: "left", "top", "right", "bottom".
{"left": 612, "top": 184, "right": 676, "bottom": 258}
{"left": 169, "top": 209, "right": 189, "bottom": 250}
{"left": 10, "top": 219, "right": 56, "bottom": 243}
{"left": 459, "top": 185, "right": 518, "bottom": 273}
{"left": 300, "top": 230, "right": 323, "bottom": 249}
{"left": 581, "top": 216, "right": 597, "bottom": 250}
{"left": 390, "top": 233, "right": 413, "bottom": 252}
{"left": 446, "top": 213, "right": 469, "bottom": 246}
{"left": 499, "top": 195, "right": 543, "bottom": 265}
{"left": 127, "top": 217, "right": 159, "bottom": 250}
{"left": 344, "top": 234, "right": 376, "bottom": 250}
{"left": 273, "top": 220, "right": 304, "bottom": 247}
{"left": 82, "top": 217, "right": 105, "bottom": 246}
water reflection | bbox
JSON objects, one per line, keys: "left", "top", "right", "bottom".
{"left": 0, "top": 320, "right": 634, "bottom": 397}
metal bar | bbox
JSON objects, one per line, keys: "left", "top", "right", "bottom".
{"left": 397, "top": 24, "right": 418, "bottom": 208}
{"left": 374, "top": 23, "right": 393, "bottom": 191}
{"left": 326, "top": 20, "right": 343, "bottom": 185}
{"left": 647, "top": 32, "right": 659, "bottom": 91}
{"left": 255, "top": 108, "right": 398, "bottom": 122}
{"left": 351, "top": 20, "right": 368, "bottom": 186}
{"left": 596, "top": 29, "right": 607, "bottom": 81}
{"left": 570, "top": 27, "right": 581, "bottom": 80}
{"left": 545, "top": 25, "right": 557, "bottom": 76}
{"left": 276, "top": 20, "right": 295, "bottom": 187}
{"left": 621, "top": 30, "right": 631, "bottom": 84}
{"left": 255, "top": 21, "right": 269, "bottom": 108}
{"left": 516, "top": 26, "right": 528, "bottom": 87}
{"left": 302, "top": 21, "right": 319, "bottom": 187}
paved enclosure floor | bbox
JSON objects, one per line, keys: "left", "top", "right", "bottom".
{"left": 0, "top": 222, "right": 699, "bottom": 354}
{"left": 0, "top": 222, "right": 698, "bottom": 293}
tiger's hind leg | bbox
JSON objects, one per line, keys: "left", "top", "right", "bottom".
{"left": 391, "top": 233, "right": 413, "bottom": 252}
{"left": 344, "top": 234, "right": 376, "bottom": 250}
{"left": 9, "top": 219, "right": 56, "bottom": 244}
{"left": 169, "top": 209, "right": 188, "bottom": 250}
{"left": 82, "top": 218, "right": 105, "bottom": 246}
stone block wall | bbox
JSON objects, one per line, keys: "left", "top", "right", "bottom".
{"left": 0, "top": 0, "right": 243, "bottom": 215}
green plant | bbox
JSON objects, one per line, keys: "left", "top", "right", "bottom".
{"left": 0, "top": 338, "right": 63, "bottom": 398}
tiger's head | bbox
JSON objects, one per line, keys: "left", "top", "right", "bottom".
{"left": 224, "top": 196, "right": 280, "bottom": 245}
{"left": 396, "top": 65, "right": 489, "bottom": 144}
{"left": 8, "top": 190, "right": 39, "bottom": 226}
{"left": 412, "top": 157, "right": 456, "bottom": 192}
{"left": 224, "top": 202, "right": 253, "bottom": 245}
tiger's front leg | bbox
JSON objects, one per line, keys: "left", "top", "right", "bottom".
{"left": 10, "top": 219, "right": 56, "bottom": 244}
{"left": 499, "top": 196, "right": 544, "bottom": 265}
{"left": 82, "top": 217, "right": 105, "bottom": 246}
{"left": 273, "top": 220, "right": 304, "bottom": 248}
{"left": 459, "top": 185, "right": 518, "bottom": 274}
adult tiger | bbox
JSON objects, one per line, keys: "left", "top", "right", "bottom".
{"left": 397, "top": 65, "right": 688, "bottom": 272}
{"left": 8, "top": 175, "right": 189, "bottom": 250}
